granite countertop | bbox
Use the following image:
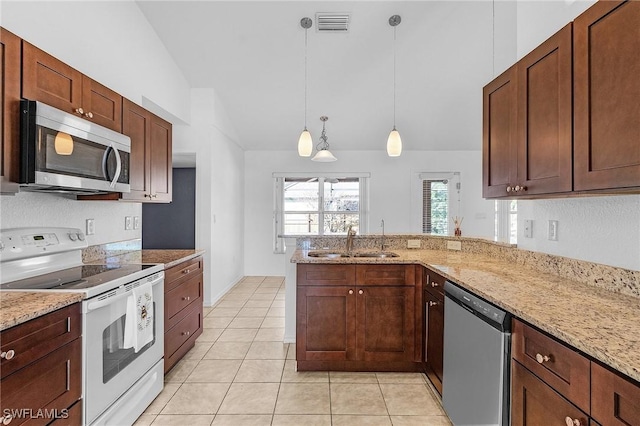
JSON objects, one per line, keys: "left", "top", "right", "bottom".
{"left": 292, "top": 248, "right": 640, "bottom": 383}
{"left": 0, "top": 292, "right": 84, "bottom": 331}
{"left": 97, "top": 249, "right": 205, "bottom": 269}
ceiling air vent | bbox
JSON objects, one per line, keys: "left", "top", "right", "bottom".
{"left": 315, "top": 13, "right": 350, "bottom": 32}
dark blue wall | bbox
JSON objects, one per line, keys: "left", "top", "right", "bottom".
{"left": 142, "top": 168, "right": 196, "bottom": 249}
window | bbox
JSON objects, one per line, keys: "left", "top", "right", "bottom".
{"left": 274, "top": 174, "right": 369, "bottom": 253}
{"left": 495, "top": 200, "right": 517, "bottom": 244}
{"left": 413, "top": 172, "right": 460, "bottom": 235}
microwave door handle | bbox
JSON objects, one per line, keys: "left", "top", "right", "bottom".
{"left": 110, "top": 145, "right": 122, "bottom": 188}
{"left": 102, "top": 146, "right": 112, "bottom": 181}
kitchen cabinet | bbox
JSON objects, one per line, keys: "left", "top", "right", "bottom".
{"left": 0, "top": 27, "right": 21, "bottom": 193}
{"left": 423, "top": 268, "right": 445, "bottom": 395}
{"left": 22, "top": 42, "right": 122, "bottom": 132}
{"left": 591, "top": 362, "right": 640, "bottom": 426}
{"left": 0, "top": 303, "right": 82, "bottom": 426}
{"left": 573, "top": 0, "right": 640, "bottom": 191}
{"left": 483, "top": 24, "right": 572, "bottom": 198}
{"left": 296, "top": 264, "right": 417, "bottom": 371}
{"left": 164, "top": 256, "right": 203, "bottom": 373}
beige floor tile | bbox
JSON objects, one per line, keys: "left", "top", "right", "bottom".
{"left": 330, "top": 384, "right": 387, "bottom": 415}
{"left": 281, "top": 360, "right": 328, "bottom": 383}
{"left": 215, "top": 300, "right": 247, "bottom": 308}
{"left": 234, "top": 359, "right": 284, "bottom": 382}
{"left": 198, "top": 328, "right": 225, "bottom": 342}
{"left": 181, "top": 341, "right": 214, "bottom": 361}
{"left": 272, "top": 415, "right": 331, "bottom": 426}
{"left": 244, "top": 300, "right": 273, "bottom": 308}
{"left": 217, "top": 328, "right": 258, "bottom": 342}
{"left": 266, "top": 307, "right": 285, "bottom": 317}
{"left": 211, "top": 415, "right": 272, "bottom": 425}
{"left": 380, "top": 384, "right": 444, "bottom": 416}
{"left": 240, "top": 276, "right": 265, "bottom": 283}
{"left": 270, "top": 300, "right": 285, "bottom": 308}
{"left": 254, "top": 327, "right": 284, "bottom": 341}
{"left": 228, "top": 317, "right": 264, "bottom": 328}
{"left": 202, "top": 307, "right": 214, "bottom": 316}
{"left": 164, "top": 359, "right": 199, "bottom": 383}
{"left": 237, "top": 307, "right": 269, "bottom": 317}
{"left": 151, "top": 414, "right": 214, "bottom": 425}
{"left": 286, "top": 344, "right": 296, "bottom": 360}
{"left": 145, "top": 383, "right": 181, "bottom": 414}
{"left": 255, "top": 287, "right": 278, "bottom": 294}
{"left": 205, "top": 316, "right": 234, "bottom": 329}
{"left": 275, "top": 383, "right": 331, "bottom": 414}
{"left": 330, "top": 372, "right": 378, "bottom": 383}
{"left": 390, "top": 415, "right": 453, "bottom": 426}
{"left": 260, "top": 317, "right": 285, "bottom": 328}
{"left": 161, "top": 383, "right": 230, "bottom": 415}
{"left": 249, "top": 294, "right": 276, "bottom": 301}
{"left": 331, "top": 415, "right": 392, "bottom": 426}
{"left": 376, "top": 372, "right": 427, "bottom": 384}
{"left": 133, "top": 414, "right": 155, "bottom": 426}
{"left": 209, "top": 307, "right": 241, "bottom": 317}
{"left": 222, "top": 292, "right": 253, "bottom": 299}
{"left": 218, "top": 383, "right": 279, "bottom": 414}
{"left": 246, "top": 341, "right": 289, "bottom": 359}
{"left": 186, "top": 359, "right": 242, "bottom": 382}
{"left": 204, "top": 342, "right": 252, "bottom": 360}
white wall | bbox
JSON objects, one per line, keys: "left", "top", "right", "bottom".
{"left": 189, "top": 90, "right": 245, "bottom": 306}
{"left": 513, "top": 0, "right": 640, "bottom": 271}
{"left": 244, "top": 150, "right": 494, "bottom": 276}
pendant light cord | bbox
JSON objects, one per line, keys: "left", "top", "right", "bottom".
{"left": 393, "top": 24, "right": 397, "bottom": 129}
{"left": 304, "top": 26, "right": 308, "bottom": 129}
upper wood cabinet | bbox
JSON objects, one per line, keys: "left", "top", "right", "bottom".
{"left": 22, "top": 41, "right": 122, "bottom": 132}
{"left": 0, "top": 28, "right": 21, "bottom": 193}
{"left": 483, "top": 24, "right": 572, "bottom": 198}
{"left": 149, "top": 113, "right": 172, "bottom": 202}
{"left": 573, "top": 0, "right": 640, "bottom": 191}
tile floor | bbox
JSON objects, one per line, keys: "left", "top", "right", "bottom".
{"left": 134, "top": 276, "right": 452, "bottom": 426}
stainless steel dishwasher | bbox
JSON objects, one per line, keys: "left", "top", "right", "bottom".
{"left": 442, "top": 281, "right": 511, "bottom": 426}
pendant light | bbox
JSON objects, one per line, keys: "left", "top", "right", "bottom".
{"left": 311, "top": 116, "right": 337, "bottom": 162}
{"left": 298, "top": 17, "right": 313, "bottom": 157}
{"left": 387, "top": 14, "right": 402, "bottom": 157}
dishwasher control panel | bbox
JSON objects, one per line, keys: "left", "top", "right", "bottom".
{"left": 444, "top": 280, "right": 511, "bottom": 331}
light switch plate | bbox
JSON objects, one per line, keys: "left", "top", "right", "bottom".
{"left": 548, "top": 220, "right": 558, "bottom": 241}
{"left": 86, "top": 219, "right": 95, "bottom": 235}
{"left": 407, "top": 239, "right": 421, "bottom": 249}
{"left": 125, "top": 216, "right": 133, "bottom": 230}
{"left": 524, "top": 220, "right": 533, "bottom": 238}
{"left": 447, "top": 240, "right": 462, "bottom": 251}
{"left": 133, "top": 216, "right": 140, "bottom": 230}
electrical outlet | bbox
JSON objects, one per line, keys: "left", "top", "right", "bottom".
{"left": 407, "top": 239, "right": 421, "bottom": 249}
{"left": 86, "top": 219, "right": 95, "bottom": 235}
{"left": 125, "top": 216, "right": 133, "bottom": 230}
{"left": 133, "top": 216, "right": 140, "bottom": 230}
{"left": 524, "top": 220, "right": 533, "bottom": 238}
{"left": 447, "top": 240, "right": 462, "bottom": 251}
{"left": 548, "top": 220, "right": 559, "bottom": 241}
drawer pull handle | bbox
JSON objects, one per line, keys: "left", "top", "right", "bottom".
{"left": 182, "top": 296, "right": 191, "bottom": 301}
{"left": 565, "top": 417, "right": 582, "bottom": 426}
{"left": 348, "top": 289, "right": 354, "bottom": 295}
{"left": 181, "top": 331, "right": 190, "bottom": 336}
{"left": 1, "top": 414, "right": 13, "bottom": 424}
{"left": 428, "top": 301, "right": 439, "bottom": 307}
{"left": 431, "top": 282, "right": 439, "bottom": 287}
{"left": 0, "top": 350, "right": 15, "bottom": 360}
{"left": 182, "top": 269, "right": 190, "bottom": 274}
{"left": 358, "top": 289, "right": 364, "bottom": 295}
{"left": 535, "top": 353, "right": 551, "bottom": 364}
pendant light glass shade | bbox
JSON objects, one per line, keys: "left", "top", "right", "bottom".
{"left": 54, "top": 132, "right": 74, "bottom": 155}
{"left": 387, "top": 128, "right": 402, "bottom": 157}
{"left": 298, "top": 129, "right": 313, "bottom": 156}
{"left": 311, "top": 148, "right": 337, "bottom": 162}
{"left": 311, "top": 115, "right": 337, "bottom": 162}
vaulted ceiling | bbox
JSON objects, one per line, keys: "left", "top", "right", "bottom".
{"left": 137, "top": 1, "right": 495, "bottom": 151}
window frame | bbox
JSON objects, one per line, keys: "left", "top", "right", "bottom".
{"left": 411, "top": 172, "right": 460, "bottom": 235}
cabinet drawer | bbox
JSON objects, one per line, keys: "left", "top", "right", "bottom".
{"left": 297, "top": 264, "right": 356, "bottom": 286}
{"left": 165, "top": 274, "right": 203, "bottom": 327}
{"left": 512, "top": 319, "right": 590, "bottom": 413}
{"left": 424, "top": 268, "right": 445, "bottom": 296}
{"left": 0, "top": 338, "right": 82, "bottom": 426}
{"left": 165, "top": 305, "right": 203, "bottom": 361}
{"left": 355, "top": 265, "right": 415, "bottom": 286}
{"left": 165, "top": 256, "right": 203, "bottom": 291}
{"left": 591, "top": 362, "right": 640, "bottom": 426}
{"left": 1, "top": 303, "right": 81, "bottom": 379}
{"left": 48, "top": 399, "right": 82, "bottom": 426}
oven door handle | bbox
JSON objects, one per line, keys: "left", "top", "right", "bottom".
{"left": 86, "top": 275, "right": 163, "bottom": 312}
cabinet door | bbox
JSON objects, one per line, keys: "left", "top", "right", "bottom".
{"left": 121, "top": 99, "right": 151, "bottom": 201}
{"left": 511, "top": 361, "right": 589, "bottom": 426}
{"left": 591, "top": 362, "right": 640, "bottom": 426}
{"left": 296, "top": 286, "right": 356, "bottom": 361}
{"left": 22, "top": 42, "right": 83, "bottom": 114}
{"left": 482, "top": 65, "right": 518, "bottom": 198}
{"left": 357, "top": 286, "right": 414, "bottom": 362}
{"left": 149, "top": 114, "right": 172, "bottom": 202}
{"left": 574, "top": 0, "right": 640, "bottom": 191}
{"left": 424, "top": 289, "right": 444, "bottom": 395}
{"left": 0, "top": 27, "right": 21, "bottom": 192}
{"left": 516, "top": 24, "right": 573, "bottom": 195}
{"left": 82, "top": 75, "right": 122, "bottom": 132}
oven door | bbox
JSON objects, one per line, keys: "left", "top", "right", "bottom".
{"left": 83, "top": 273, "right": 164, "bottom": 425}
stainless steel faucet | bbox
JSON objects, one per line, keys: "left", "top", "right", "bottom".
{"left": 346, "top": 225, "right": 356, "bottom": 255}
{"left": 380, "top": 219, "right": 385, "bottom": 251}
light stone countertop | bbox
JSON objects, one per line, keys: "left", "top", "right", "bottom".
{"left": 0, "top": 291, "right": 84, "bottom": 331}
{"left": 292, "top": 248, "right": 640, "bottom": 383}
{"left": 96, "top": 249, "right": 205, "bottom": 269}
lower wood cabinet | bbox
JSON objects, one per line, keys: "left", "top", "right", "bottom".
{"left": 423, "top": 268, "right": 445, "bottom": 395}
{"left": 164, "top": 256, "right": 204, "bottom": 373}
{"left": 296, "top": 264, "right": 417, "bottom": 371}
{"left": 0, "top": 304, "right": 82, "bottom": 426}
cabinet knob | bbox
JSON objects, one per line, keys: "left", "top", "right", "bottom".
{"left": 506, "top": 185, "right": 512, "bottom": 193}
{"left": 431, "top": 282, "right": 439, "bottom": 288}
{"left": 428, "top": 301, "right": 439, "bottom": 307}
{"left": 535, "top": 353, "right": 551, "bottom": 364}
{"left": 182, "top": 269, "right": 190, "bottom": 274}
{"left": 182, "top": 296, "right": 190, "bottom": 301}
{"left": 0, "top": 350, "right": 15, "bottom": 360}
{"left": 74, "top": 107, "right": 84, "bottom": 115}
{"left": 565, "top": 417, "right": 582, "bottom": 426}
{"left": 358, "top": 289, "right": 364, "bottom": 295}
{"left": 182, "top": 331, "right": 190, "bottom": 336}
{"left": 85, "top": 111, "right": 94, "bottom": 119}
{"left": 348, "top": 289, "right": 354, "bottom": 295}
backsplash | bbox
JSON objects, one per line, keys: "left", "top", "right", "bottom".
{"left": 294, "top": 234, "right": 640, "bottom": 299}
{"left": 82, "top": 239, "right": 142, "bottom": 263}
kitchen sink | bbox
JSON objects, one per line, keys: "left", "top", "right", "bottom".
{"left": 307, "top": 251, "right": 349, "bottom": 258}
{"left": 353, "top": 251, "right": 399, "bottom": 258}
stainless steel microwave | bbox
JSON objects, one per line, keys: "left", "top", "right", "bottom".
{"left": 20, "top": 100, "right": 131, "bottom": 194}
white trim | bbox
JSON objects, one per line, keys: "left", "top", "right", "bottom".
{"left": 272, "top": 172, "right": 371, "bottom": 178}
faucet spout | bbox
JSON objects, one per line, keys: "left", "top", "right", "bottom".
{"left": 346, "top": 225, "right": 356, "bottom": 255}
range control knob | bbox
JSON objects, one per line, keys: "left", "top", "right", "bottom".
{"left": 77, "top": 233, "right": 85, "bottom": 241}
{"left": 68, "top": 233, "right": 78, "bottom": 241}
